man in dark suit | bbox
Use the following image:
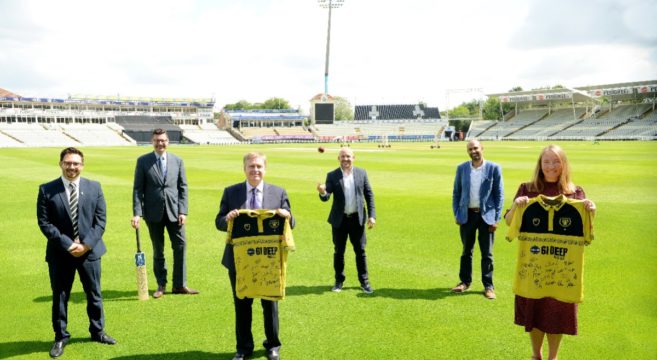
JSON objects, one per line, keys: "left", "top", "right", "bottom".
{"left": 216, "top": 152, "right": 294, "bottom": 360}
{"left": 451, "top": 139, "right": 504, "bottom": 299}
{"left": 317, "top": 147, "right": 376, "bottom": 294}
{"left": 132, "top": 128, "right": 198, "bottom": 298}
{"left": 37, "top": 147, "right": 116, "bottom": 358}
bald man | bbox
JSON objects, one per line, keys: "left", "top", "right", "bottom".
{"left": 317, "top": 147, "right": 376, "bottom": 294}
{"left": 451, "top": 139, "right": 504, "bottom": 299}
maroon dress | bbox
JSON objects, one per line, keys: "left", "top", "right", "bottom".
{"left": 511, "top": 182, "right": 586, "bottom": 335}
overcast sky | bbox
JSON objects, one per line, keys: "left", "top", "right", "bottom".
{"left": 1, "top": 0, "right": 655, "bottom": 111}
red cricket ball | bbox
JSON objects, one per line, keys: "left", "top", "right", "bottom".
{"left": 318, "top": 146, "right": 325, "bottom": 153}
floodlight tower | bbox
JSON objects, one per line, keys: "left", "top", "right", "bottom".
{"left": 318, "top": 0, "right": 344, "bottom": 96}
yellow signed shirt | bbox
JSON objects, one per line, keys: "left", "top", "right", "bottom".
{"left": 227, "top": 210, "right": 295, "bottom": 301}
{"left": 506, "top": 195, "right": 594, "bottom": 303}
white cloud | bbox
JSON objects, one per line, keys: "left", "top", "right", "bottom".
{"left": 0, "top": 0, "right": 655, "bottom": 111}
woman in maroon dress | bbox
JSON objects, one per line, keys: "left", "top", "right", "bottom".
{"left": 505, "top": 144, "right": 596, "bottom": 360}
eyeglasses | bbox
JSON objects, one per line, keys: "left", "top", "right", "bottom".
{"left": 62, "top": 161, "right": 83, "bottom": 167}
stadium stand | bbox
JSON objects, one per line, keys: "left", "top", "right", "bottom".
{"left": 354, "top": 104, "right": 441, "bottom": 121}
{"left": 178, "top": 124, "right": 240, "bottom": 145}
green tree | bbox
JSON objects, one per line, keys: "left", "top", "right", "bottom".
{"left": 223, "top": 100, "right": 253, "bottom": 110}
{"left": 482, "top": 96, "right": 512, "bottom": 120}
{"left": 262, "top": 97, "right": 290, "bottom": 110}
{"left": 333, "top": 96, "right": 354, "bottom": 121}
{"left": 448, "top": 104, "right": 471, "bottom": 118}
{"left": 509, "top": 86, "right": 523, "bottom": 92}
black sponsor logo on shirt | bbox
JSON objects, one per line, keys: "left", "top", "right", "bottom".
{"left": 246, "top": 247, "right": 278, "bottom": 258}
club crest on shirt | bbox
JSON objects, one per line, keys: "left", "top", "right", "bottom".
{"left": 243, "top": 223, "right": 251, "bottom": 231}
{"left": 269, "top": 219, "right": 280, "bottom": 230}
{"left": 559, "top": 217, "right": 572, "bottom": 228}
{"left": 532, "top": 218, "right": 541, "bottom": 226}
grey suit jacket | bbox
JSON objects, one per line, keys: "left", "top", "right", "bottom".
{"left": 133, "top": 151, "right": 188, "bottom": 223}
{"left": 452, "top": 160, "right": 504, "bottom": 225}
{"left": 319, "top": 166, "right": 376, "bottom": 228}
{"left": 37, "top": 177, "right": 107, "bottom": 262}
{"left": 215, "top": 181, "right": 295, "bottom": 272}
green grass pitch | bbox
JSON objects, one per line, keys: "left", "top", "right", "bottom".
{"left": 0, "top": 141, "right": 655, "bottom": 359}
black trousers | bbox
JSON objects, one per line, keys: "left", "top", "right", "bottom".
{"left": 146, "top": 212, "right": 187, "bottom": 288}
{"left": 48, "top": 257, "right": 104, "bottom": 341}
{"left": 332, "top": 215, "right": 369, "bottom": 284}
{"left": 229, "top": 271, "right": 280, "bottom": 355}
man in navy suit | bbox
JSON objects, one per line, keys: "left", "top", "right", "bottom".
{"left": 451, "top": 139, "right": 504, "bottom": 299}
{"left": 216, "top": 152, "right": 294, "bottom": 360}
{"left": 37, "top": 147, "right": 116, "bottom": 358}
{"left": 317, "top": 147, "right": 376, "bottom": 294}
{"left": 131, "top": 128, "right": 198, "bottom": 298}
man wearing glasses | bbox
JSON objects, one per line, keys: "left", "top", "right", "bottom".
{"left": 131, "top": 128, "right": 198, "bottom": 298}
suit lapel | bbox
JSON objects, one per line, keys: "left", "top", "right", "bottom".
{"left": 151, "top": 153, "right": 165, "bottom": 184}
{"left": 55, "top": 179, "right": 72, "bottom": 218}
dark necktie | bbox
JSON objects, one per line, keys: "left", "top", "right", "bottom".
{"left": 69, "top": 183, "right": 79, "bottom": 240}
{"left": 250, "top": 188, "right": 259, "bottom": 209}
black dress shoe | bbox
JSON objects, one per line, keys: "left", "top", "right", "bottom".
{"left": 92, "top": 332, "right": 117, "bottom": 345}
{"left": 172, "top": 286, "right": 199, "bottom": 295}
{"left": 266, "top": 348, "right": 280, "bottom": 360}
{"left": 360, "top": 282, "right": 374, "bottom": 294}
{"left": 49, "top": 338, "right": 68, "bottom": 358}
{"left": 331, "top": 282, "right": 343, "bottom": 292}
{"left": 232, "top": 353, "right": 249, "bottom": 360}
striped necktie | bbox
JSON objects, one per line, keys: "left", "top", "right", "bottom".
{"left": 69, "top": 183, "right": 79, "bottom": 240}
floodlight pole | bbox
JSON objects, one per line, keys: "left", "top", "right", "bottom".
{"left": 319, "top": 0, "right": 344, "bottom": 96}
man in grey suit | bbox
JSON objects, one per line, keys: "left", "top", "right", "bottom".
{"left": 131, "top": 128, "right": 198, "bottom": 298}
{"left": 37, "top": 147, "right": 116, "bottom": 358}
{"left": 317, "top": 147, "right": 376, "bottom": 294}
{"left": 451, "top": 139, "right": 504, "bottom": 299}
{"left": 216, "top": 152, "right": 294, "bottom": 360}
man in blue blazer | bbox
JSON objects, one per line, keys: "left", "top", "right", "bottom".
{"left": 216, "top": 152, "right": 294, "bottom": 360}
{"left": 131, "top": 128, "right": 198, "bottom": 298}
{"left": 37, "top": 147, "right": 116, "bottom": 358}
{"left": 451, "top": 139, "right": 503, "bottom": 299}
{"left": 317, "top": 147, "right": 376, "bottom": 294}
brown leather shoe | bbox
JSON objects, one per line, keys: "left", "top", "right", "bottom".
{"left": 172, "top": 286, "right": 199, "bottom": 295}
{"left": 153, "top": 285, "right": 165, "bottom": 299}
{"left": 451, "top": 282, "right": 470, "bottom": 293}
{"left": 484, "top": 288, "right": 497, "bottom": 299}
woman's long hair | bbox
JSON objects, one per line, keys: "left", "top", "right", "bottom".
{"left": 527, "top": 144, "right": 576, "bottom": 194}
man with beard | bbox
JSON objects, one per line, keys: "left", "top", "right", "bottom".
{"left": 37, "top": 147, "right": 116, "bottom": 358}
{"left": 451, "top": 139, "right": 504, "bottom": 299}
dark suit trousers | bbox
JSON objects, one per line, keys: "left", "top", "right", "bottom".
{"left": 48, "top": 257, "right": 104, "bottom": 341}
{"left": 146, "top": 214, "right": 187, "bottom": 288}
{"left": 458, "top": 209, "right": 494, "bottom": 289}
{"left": 332, "top": 215, "right": 369, "bottom": 284}
{"left": 229, "top": 271, "right": 281, "bottom": 354}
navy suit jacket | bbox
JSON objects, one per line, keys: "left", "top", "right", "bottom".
{"left": 133, "top": 151, "right": 188, "bottom": 223}
{"left": 319, "top": 166, "right": 376, "bottom": 228}
{"left": 216, "top": 182, "right": 295, "bottom": 272}
{"left": 452, "top": 161, "right": 504, "bottom": 225}
{"left": 37, "top": 177, "right": 107, "bottom": 262}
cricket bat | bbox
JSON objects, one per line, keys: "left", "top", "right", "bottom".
{"left": 135, "top": 228, "right": 149, "bottom": 300}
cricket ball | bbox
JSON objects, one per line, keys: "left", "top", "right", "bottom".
{"left": 318, "top": 146, "right": 325, "bottom": 153}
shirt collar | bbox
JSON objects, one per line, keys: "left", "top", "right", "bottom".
{"left": 61, "top": 176, "right": 80, "bottom": 188}
{"left": 246, "top": 181, "right": 264, "bottom": 193}
{"left": 154, "top": 151, "right": 166, "bottom": 160}
{"left": 470, "top": 160, "right": 486, "bottom": 171}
